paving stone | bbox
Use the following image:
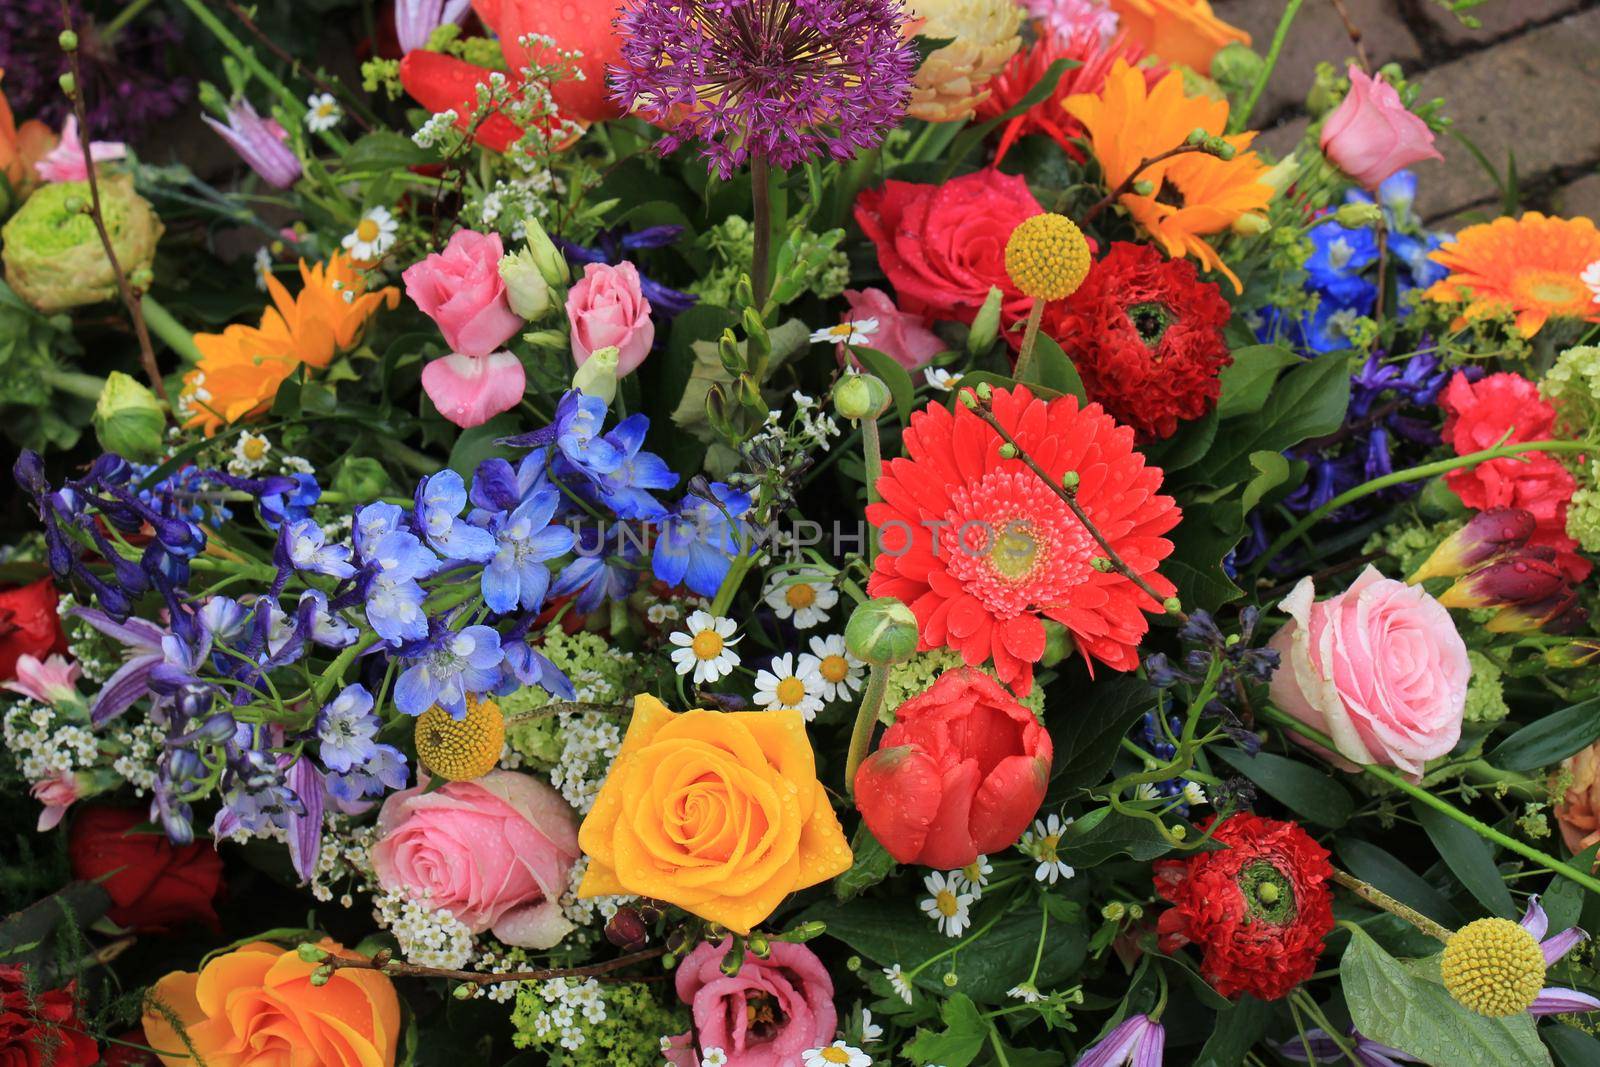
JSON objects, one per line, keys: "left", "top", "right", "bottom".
{"left": 1554, "top": 171, "right": 1600, "bottom": 219}
{"left": 1411, "top": 9, "right": 1600, "bottom": 219}
{"left": 1413, "top": 0, "right": 1583, "bottom": 48}
{"left": 1213, "top": 0, "right": 1422, "bottom": 122}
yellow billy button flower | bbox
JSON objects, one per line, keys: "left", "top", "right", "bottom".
{"left": 414, "top": 694, "right": 505, "bottom": 782}
{"left": 1441, "top": 917, "right": 1546, "bottom": 1017}
{"left": 1004, "top": 213, "right": 1092, "bottom": 301}
{"left": 577, "top": 695, "right": 853, "bottom": 935}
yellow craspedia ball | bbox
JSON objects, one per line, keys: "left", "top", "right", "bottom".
{"left": 1004, "top": 213, "right": 1092, "bottom": 301}
{"left": 1440, "top": 917, "right": 1546, "bottom": 1017}
{"left": 414, "top": 694, "right": 505, "bottom": 781}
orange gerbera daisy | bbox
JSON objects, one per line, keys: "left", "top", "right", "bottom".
{"left": 1108, "top": 0, "right": 1250, "bottom": 72}
{"left": 1064, "top": 59, "right": 1272, "bottom": 292}
{"left": 1423, "top": 213, "right": 1600, "bottom": 338}
{"left": 180, "top": 253, "right": 399, "bottom": 434}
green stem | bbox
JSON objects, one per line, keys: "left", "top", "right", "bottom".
{"left": 42, "top": 369, "right": 106, "bottom": 402}
{"left": 1291, "top": 989, "right": 1358, "bottom": 1062}
{"left": 751, "top": 152, "right": 773, "bottom": 310}
{"left": 1259, "top": 704, "right": 1600, "bottom": 898}
{"left": 861, "top": 412, "right": 883, "bottom": 563}
{"left": 844, "top": 666, "right": 890, "bottom": 795}
{"left": 101, "top": 0, "right": 157, "bottom": 39}
{"left": 1012, "top": 299, "right": 1046, "bottom": 383}
{"left": 709, "top": 552, "right": 756, "bottom": 618}
{"left": 1329, "top": 868, "right": 1451, "bottom": 942}
{"left": 987, "top": 1025, "right": 1012, "bottom": 1067}
{"left": 1234, "top": 0, "right": 1306, "bottom": 131}
{"left": 141, "top": 296, "right": 203, "bottom": 364}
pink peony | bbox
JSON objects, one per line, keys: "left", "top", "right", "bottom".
{"left": 34, "top": 116, "right": 126, "bottom": 183}
{"left": 843, "top": 287, "right": 944, "bottom": 370}
{"left": 403, "top": 229, "right": 525, "bottom": 357}
{"left": 3, "top": 653, "right": 80, "bottom": 705}
{"left": 420, "top": 350, "right": 527, "bottom": 428}
{"left": 31, "top": 771, "right": 79, "bottom": 832}
{"left": 665, "top": 939, "right": 836, "bottom": 1067}
{"left": 1268, "top": 566, "right": 1468, "bottom": 778}
{"left": 371, "top": 770, "right": 580, "bottom": 948}
{"left": 1319, "top": 66, "right": 1441, "bottom": 191}
{"left": 566, "top": 261, "right": 655, "bottom": 376}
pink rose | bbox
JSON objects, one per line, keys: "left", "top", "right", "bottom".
{"left": 372, "top": 770, "right": 580, "bottom": 948}
{"left": 403, "top": 229, "right": 525, "bottom": 357}
{"left": 843, "top": 287, "right": 944, "bottom": 370}
{"left": 31, "top": 771, "right": 79, "bottom": 832}
{"left": 566, "top": 262, "right": 655, "bottom": 376}
{"left": 1268, "top": 566, "right": 1468, "bottom": 777}
{"left": 421, "top": 351, "right": 527, "bottom": 428}
{"left": 666, "top": 939, "right": 836, "bottom": 1067}
{"left": 1319, "top": 66, "right": 1442, "bottom": 191}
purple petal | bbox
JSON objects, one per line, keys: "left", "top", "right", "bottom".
{"left": 1520, "top": 895, "right": 1549, "bottom": 940}
{"left": 1356, "top": 1037, "right": 1424, "bottom": 1066}
{"left": 90, "top": 653, "right": 161, "bottom": 725}
{"left": 283, "top": 756, "right": 325, "bottom": 884}
{"left": 1541, "top": 927, "right": 1588, "bottom": 966}
{"left": 74, "top": 606, "right": 164, "bottom": 653}
{"left": 1529, "top": 986, "right": 1600, "bottom": 1015}
{"left": 1277, "top": 1031, "right": 1346, "bottom": 1062}
{"left": 1132, "top": 1021, "right": 1165, "bottom": 1067}
{"left": 1079, "top": 1016, "right": 1150, "bottom": 1067}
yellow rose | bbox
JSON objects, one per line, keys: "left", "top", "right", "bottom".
{"left": 577, "top": 695, "right": 852, "bottom": 934}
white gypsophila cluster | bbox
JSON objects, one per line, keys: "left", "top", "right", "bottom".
{"left": 57, "top": 593, "right": 113, "bottom": 683}
{"left": 734, "top": 391, "right": 842, "bottom": 500}
{"left": 412, "top": 109, "right": 459, "bottom": 149}
{"left": 521, "top": 978, "right": 608, "bottom": 1052}
{"left": 3, "top": 704, "right": 97, "bottom": 780}
{"left": 372, "top": 886, "right": 476, "bottom": 969}
{"left": 279, "top": 454, "right": 315, "bottom": 475}
{"left": 559, "top": 853, "right": 633, "bottom": 928}
{"left": 107, "top": 718, "right": 165, "bottom": 795}
{"left": 549, "top": 708, "right": 622, "bottom": 814}
{"left": 469, "top": 172, "right": 564, "bottom": 241}
{"left": 305, "top": 821, "right": 377, "bottom": 905}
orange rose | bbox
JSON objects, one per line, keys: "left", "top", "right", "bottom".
{"left": 1108, "top": 0, "right": 1250, "bottom": 73}
{"left": 141, "top": 939, "right": 400, "bottom": 1067}
{"left": 577, "top": 695, "right": 852, "bottom": 935}
{"left": 1555, "top": 741, "right": 1600, "bottom": 858}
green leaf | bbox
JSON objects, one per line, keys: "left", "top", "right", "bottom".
{"left": 1029, "top": 333, "right": 1089, "bottom": 403}
{"left": 1195, "top": 996, "right": 1272, "bottom": 1067}
{"left": 1412, "top": 799, "right": 1517, "bottom": 918}
{"left": 1487, "top": 697, "right": 1600, "bottom": 772}
{"left": 1060, "top": 808, "right": 1178, "bottom": 868}
{"left": 1545, "top": 1023, "right": 1600, "bottom": 1067}
{"left": 1192, "top": 354, "right": 1351, "bottom": 487}
{"left": 1342, "top": 926, "right": 1552, "bottom": 1067}
{"left": 1212, "top": 747, "right": 1353, "bottom": 828}
{"left": 447, "top": 413, "right": 519, "bottom": 479}
{"left": 1045, "top": 674, "right": 1155, "bottom": 801}
{"left": 1240, "top": 451, "right": 1292, "bottom": 514}
{"left": 340, "top": 130, "right": 438, "bottom": 172}
{"left": 852, "top": 345, "right": 916, "bottom": 424}
{"left": 834, "top": 822, "right": 898, "bottom": 902}
{"left": 1337, "top": 839, "right": 1463, "bottom": 928}
{"left": 1141, "top": 409, "right": 1219, "bottom": 473}
{"left": 904, "top": 994, "right": 986, "bottom": 1067}
{"left": 1215, "top": 344, "right": 1300, "bottom": 420}
{"left": 1164, "top": 506, "right": 1245, "bottom": 612}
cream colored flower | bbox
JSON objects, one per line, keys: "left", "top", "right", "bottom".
{"left": 907, "top": 0, "right": 1023, "bottom": 123}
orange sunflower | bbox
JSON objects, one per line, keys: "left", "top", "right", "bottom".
{"left": 1064, "top": 59, "right": 1272, "bottom": 292}
{"left": 1108, "top": 0, "right": 1250, "bottom": 73}
{"left": 180, "top": 253, "right": 399, "bottom": 434}
{"left": 1423, "top": 213, "right": 1600, "bottom": 338}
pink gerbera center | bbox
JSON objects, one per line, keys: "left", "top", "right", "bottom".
{"left": 940, "top": 470, "right": 1096, "bottom": 618}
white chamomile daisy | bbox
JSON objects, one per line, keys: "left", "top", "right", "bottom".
{"left": 883, "top": 964, "right": 912, "bottom": 1005}
{"left": 802, "top": 1043, "right": 872, "bottom": 1067}
{"left": 1008, "top": 982, "right": 1043, "bottom": 1004}
{"left": 919, "top": 871, "right": 974, "bottom": 937}
{"left": 253, "top": 246, "right": 273, "bottom": 291}
{"left": 763, "top": 568, "right": 838, "bottom": 629}
{"left": 701, "top": 1049, "right": 728, "bottom": 1067}
{"left": 753, "top": 653, "right": 826, "bottom": 720}
{"left": 1182, "top": 780, "right": 1208, "bottom": 807}
{"left": 231, "top": 431, "right": 272, "bottom": 474}
{"left": 342, "top": 206, "right": 397, "bottom": 262}
{"left": 1021, "top": 813, "right": 1075, "bottom": 885}
{"left": 305, "top": 92, "right": 343, "bottom": 133}
{"left": 859, "top": 1008, "right": 883, "bottom": 1044}
{"left": 668, "top": 611, "right": 742, "bottom": 685}
{"left": 810, "top": 319, "right": 878, "bottom": 346}
{"left": 953, "top": 854, "right": 993, "bottom": 898}
{"left": 807, "top": 634, "right": 864, "bottom": 702}
{"left": 1583, "top": 259, "right": 1600, "bottom": 304}
{"left": 923, "top": 367, "right": 964, "bottom": 392}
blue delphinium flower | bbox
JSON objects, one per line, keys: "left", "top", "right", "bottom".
{"left": 283, "top": 519, "right": 356, "bottom": 579}
{"left": 586, "top": 415, "right": 678, "bottom": 519}
{"left": 394, "top": 622, "right": 505, "bottom": 718}
{"left": 260, "top": 473, "right": 321, "bottom": 529}
{"left": 416, "top": 470, "right": 496, "bottom": 562}
{"left": 355, "top": 503, "right": 439, "bottom": 645}
{"left": 328, "top": 744, "right": 409, "bottom": 803}
{"left": 482, "top": 489, "right": 575, "bottom": 614}
{"left": 554, "top": 391, "right": 624, "bottom": 475}
{"left": 316, "top": 683, "right": 380, "bottom": 773}
{"left": 652, "top": 482, "right": 752, "bottom": 597}
{"left": 501, "top": 638, "right": 577, "bottom": 699}
{"left": 1305, "top": 219, "right": 1378, "bottom": 306}
{"left": 552, "top": 526, "right": 642, "bottom": 614}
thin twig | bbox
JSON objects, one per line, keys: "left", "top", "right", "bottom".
{"left": 56, "top": 0, "right": 167, "bottom": 403}
{"left": 1083, "top": 144, "right": 1211, "bottom": 225}
{"left": 1327, "top": 0, "right": 1372, "bottom": 72}
{"left": 219, "top": 0, "right": 377, "bottom": 132}
{"left": 312, "top": 945, "right": 666, "bottom": 986}
{"left": 1329, "top": 868, "right": 1451, "bottom": 942}
{"left": 503, "top": 700, "right": 634, "bottom": 725}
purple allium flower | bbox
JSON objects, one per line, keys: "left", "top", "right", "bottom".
{"left": 395, "top": 0, "right": 473, "bottom": 53}
{"left": 203, "top": 98, "right": 303, "bottom": 189}
{"left": 610, "top": 0, "right": 917, "bottom": 179}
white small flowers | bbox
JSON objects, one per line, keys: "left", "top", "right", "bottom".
{"left": 920, "top": 871, "right": 974, "bottom": 937}
{"left": 807, "top": 634, "right": 864, "bottom": 702}
{"left": 305, "top": 92, "right": 343, "bottom": 132}
{"left": 859, "top": 1008, "right": 883, "bottom": 1044}
{"left": 802, "top": 1042, "right": 872, "bottom": 1067}
{"left": 953, "top": 854, "right": 993, "bottom": 898}
{"left": 701, "top": 1049, "right": 729, "bottom": 1067}
{"left": 343, "top": 205, "right": 397, "bottom": 262}
{"left": 924, "top": 367, "right": 963, "bottom": 392}
{"left": 253, "top": 246, "right": 273, "bottom": 291}
{"left": 753, "top": 653, "right": 825, "bottom": 720}
{"left": 810, "top": 319, "right": 878, "bottom": 346}
{"left": 883, "top": 964, "right": 913, "bottom": 1005}
{"left": 763, "top": 568, "right": 838, "bottom": 629}
{"left": 1183, "top": 780, "right": 1208, "bottom": 807}
{"left": 1021, "top": 813, "right": 1076, "bottom": 885}
{"left": 230, "top": 431, "right": 272, "bottom": 475}
{"left": 668, "top": 610, "right": 741, "bottom": 684}
{"left": 1583, "top": 258, "right": 1600, "bottom": 304}
{"left": 1008, "top": 982, "right": 1043, "bottom": 1004}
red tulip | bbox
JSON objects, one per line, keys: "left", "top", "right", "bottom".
{"left": 853, "top": 669, "right": 1052, "bottom": 869}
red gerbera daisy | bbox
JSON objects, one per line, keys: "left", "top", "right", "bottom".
{"left": 1153, "top": 813, "right": 1335, "bottom": 1002}
{"left": 1043, "top": 241, "right": 1233, "bottom": 440}
{"left": 866, "top": 386, "right": 1180, "bottom": 694}
{"left": 974, "top": 29, "right": 1163, "bottom": 166}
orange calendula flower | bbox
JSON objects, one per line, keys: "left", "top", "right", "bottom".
{"left": 577, "top": 694, "right": 852, "bottom": 935}
{"left": 0, "top": 67, "right": 54, "bottom": 200}
{"left": 1064, "top": 58, "right": 1272, "bottom": 292}
{"left": 180, "top": 253, "right": 399, "bottom": 434}
{"left": 1423, "top": 213, "right": 1600, "bottom": 338}
{"left": 1108, "top": 0, "right": 1250, "bottom": 72}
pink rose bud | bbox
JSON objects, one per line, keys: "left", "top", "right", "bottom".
{"left": 31, "top": 771, "right": 80, "bottom": 832}
{"left": 566, "top": 262, "right": 655, "bottom": 377}
{"left": 1319, "top": 66, "right": 1442, "bottom": 191}
{"left": 1408, "top": 507, "right": 1537, "bottom": 583}
{"left": 1268, "top": 566, "right": 1468, "bottom": 778}
{"left": 402, "top": 229, "right": 526, "bottom": 358}
{"left": 843, "top": 287, "right": 944, "bottom": 370}
{"left": 1438, "top": 549, "right": 1568, "bottom": 610}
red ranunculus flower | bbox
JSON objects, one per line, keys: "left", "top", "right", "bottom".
{"left": 68, "top": 807, "right": 223, "bottom": 934}
{"left": 0, "top": 965, "right": 98, "bottom": 1066}
{"left": 854, "top": 668, "right": 1052, "bottom": 868}
{"left": 0, "top": 576, "right": 68, "bottom": 683}
{"left": 1153, "top": 813, "right": 1335, "bottom": 1001}
{"left": 854, "top": 168, "right": 1041, "bottom": 327}
{"left": 1039, "top": 241, "right": 1232, "bottom": 440}
{"left": 1439, "top": 371, "right": 1588, "bottom": 580}
{"left": 867, "top": 386, "right": 1180, "bottom": 693}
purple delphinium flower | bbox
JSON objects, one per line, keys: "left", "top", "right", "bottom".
{"left": 1078, "top": 1013, "right": 1164, "bottom": 1067}
{"left": 328, "top": 744, "right": 409, "bottom": 804}
{"left": 394, "top": 623, "right": 505, "bottom": 718}
{"left": 610, "top": 0, "right": 917, "bottom": 179}
{"left": 1278, "top": 1028, "right": 1418, "bottom": 1067}
{"left": 203, "top": 98, "right": 303, "bottom": 189}
{"left": 395, "top": 0, "right": 472, "bottom": 53}
{"left": 552, "top": 526, "right": 643, "bottom": 614}
{"left": 355, "top": 503, "right": 439, "bottom": 645}
{"left": 316, "top": 684, "right": 380, "bottom": 773}
{"left": 283, "top": 519, "right": 357, "bottom": 579}
{"left": 482, "top": 489, "right": 575, "bottom": 614}
{"left": 651, "top": 481, "right": 752, "bottom": 598}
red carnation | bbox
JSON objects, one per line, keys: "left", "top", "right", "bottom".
{"left": 854, "top": 668, "right": 1052, "bottom": 869}
{"left": 0, "top": 965, "right": 98, "bottom": 1067}
{"left": 1439, "top": 371, "right": 1588, "bottom": 580}
{"left": 867, "top": 386, "right": 1180, "bottom": 694}
{"left": 1153, "top": 813, "right": 1335, "bottom": 1001}
{"left": 0, "top": 576, "right": 68, "bottom": 683}
{"left": 68, "top": 807, "right": 224, "bottom": 934}
{"left": 1041, "top": 242, "right": 1233, "bottom": 440}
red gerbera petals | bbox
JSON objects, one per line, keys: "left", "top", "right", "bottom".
{"left": 866, "top": 386, "right": 1180, "bottom": 694}
{"left": 1153, "top": 813, "right": 1336, "bottom": 1002}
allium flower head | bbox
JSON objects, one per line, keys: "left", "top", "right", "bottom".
{"left": 611, "top": 0, "right": 918, "bottom": 178}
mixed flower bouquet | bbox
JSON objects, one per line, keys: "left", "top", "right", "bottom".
{"left": 5, "top": 1, "right": 1600, "bottom": 1065}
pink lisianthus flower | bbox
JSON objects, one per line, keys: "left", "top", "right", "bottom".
{"left": 843, "top": 287, "right": 944, "bottom": 370}
{"left": 664, "top": 939, "right": 837, "bottom": 1067}
{"left": 34, "top": 117, "right": 126, "bottom": 183}
{"left": 566, "top": 262, "right": 655, "bottom": 376}
{"left": 31, "top": 771, "right": 80, "bottom": 832}
{"left": 1320, "top": 66, "right": 1442, "bottom": 191}
{"left": 3, "top": 653, "right": 81, "bottom": 706}
{"left": 420, "top": 351, "right": 526, "bottom": 428}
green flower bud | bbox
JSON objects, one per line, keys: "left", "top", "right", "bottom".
{"left": 521, "top": 217, "right": 570, "bottom": 286}
{"left": 58, "top": 30, "right": 79, "bottom": 52}
{"left": 1132, "top": 179, "right": 1155, "bottom": 196}
{"left": 1039, "top": 620, "right": 1074, "bottom": 668}
{"left": 93, "top": 371, "right": 166, "bottom": 461}
{"left": 942, "top": 971, "right": 959, "bottom": 987}
{"left": 1231, "top": 212, "right": 1271, "bottom": 237}
{"left": 1258, "top": 153, "right": 1299, "bottom": 196}
{"left": 310, "top": 967, "right": 333, "bottom": 987}
{"left": 333, "top": 456, "right": 391, "bottom": 500}
{"left": 1209, "top": 42, "right": 1264, "bottom": 94}
{"left": 573, "top": 345, "right": 620, "bottom": 404}
{"left": 1101, "top": 901, "right": 1126, "bottom": 922}
{"left": 967, "top": 285, "right": 1004, "bottom": 356}
{"left": 1186, "top": 127, "right": 1209, "bottom": 146}
{"left": 1162, "top": 596, "right": 1183, "bottom": 615}
{"left": 499, "top": 248, "right": 556, "bottom": 321}
{"left": 451, "top": 982, "right": 477, "bottom": 1000}
{"left": 1061, "top": 470, "right": 1080, "bottom": 490}
{"left": 296, "top": 943, "right": 332, "bottom": 964}
{"left": 2, "top": 176, "right": 163, "bottom": 313}
{"left": 845, "top": 598, "right": 920, "bottom": 666}
{"left": 58, "top": 72, "right": 76, "bottom": 97}
{"left": 832, "top": 372, "right": 892, "bottom": 422}
{"left": 521, "top": 328, "right": 569, "bottom": 350}
{"left": 1333, "top": 202, "right": 1385, "bottom": 229}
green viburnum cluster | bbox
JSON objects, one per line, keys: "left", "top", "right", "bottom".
{"left": 1541, "top": 347, "right": 1600, "bottom": 551}
{"left": 693, "top": 216, "right": 849, "bottom": 307}
{"left": 1364, "top": 517, "right": 1462, "bottom": 581}
{"left": 509, "top": 978, "right": 685, "bottom": 1065}
{"left": 1463, "top": 651, "right": 1510, "bottom": 724}
{"left": 502, "top": 627, "right": 639, "bottom": 767}
{"left": 882, "top": 648, "right": 1045, "bottom": 724}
